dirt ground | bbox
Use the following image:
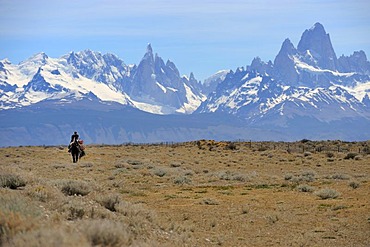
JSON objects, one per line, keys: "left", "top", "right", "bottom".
{"left": 0, "top": 140, "right": 369, "bottom": 246}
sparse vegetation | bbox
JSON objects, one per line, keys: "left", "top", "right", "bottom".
{"left": 0, "top": 174, "right": 26, "bottom": 189}
{"left": 55, "top": 179, "right": 91, "bottom": 196}
{"left": 0, "top": 194, "right": 41, "bottom": 244}
{"left": 297, "top": 184, "right": 315, "bottom": 192}
{"left": 0, "top": 140, "right": 369, "bottom": 246}
{"left": 173, "top": 176, "right": 192, "bottom": 185}
{"left": 344, "top": 152, "right": 358, "bottom": 160}
{"left": 328, "top": 173, "right": 350, "bottom": 180}
{"left": 315, "top": 188, "right": 340, "bottom": 199}
{"left": 98, "top": 194, "right": 120, "bottom": 212}
{"left": 153, "top": 168, "right": 167, "bottom": 177}
{"left": 349, "top": 181, "right": 360, "bottom": 189}
{"left": 219, "top": 170, "right": 249, "bottom": 182}
{"left": 81, "top": 219, "right": 131, "bottom": 246}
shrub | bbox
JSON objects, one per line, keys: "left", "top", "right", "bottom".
{"left": 80, "top": 219, "right": 130, "bottom": 247}
{"left": 284, "top": 173, "right": 293, "bottom": 181}
{"left": 170, "top": 162, "right": 181, "bottom": 168}
{"left": 153, "top": 168, "right": 166, "bottom": 177}
{"left": 344, "top": 153, "right": 358, "bottom": 160}
{"left": 201, "top": 198, "right": 219, "bottom": 205}
{"left": 64, "top": 200, "right": 85, "bottom": 220}
{"left": 349, "top": 181, "right": 360, "bottom": 189}
{"left": 97, "top": 194, "right": 120, "bottom": 212}
{"left": 266, "top": 214, "right": 279, "bottom": 224}
{"left": 55, "top": 179, "right": 91, "bottom": 196}
{"left": 0, "top": 174, "right": 26, "bottom": 189}
{"left": 174, "top": 176, "right": 192, "bottom": 185}
{"left": 300, "top": 171, "right": 316, "bottom": 182}
{"left": 225, "top": 142, "right": 237, "bottom": 150}
{"left": 9, "top": 228, "right": 89, "bottom": 247}
{"left": 219, "top": 171, "right": 249, "bottom": 182}
{"left": 326, "top": 152, "right": 335, "bottom": 158}
{"left": 126, "top": 159, "right": 144, "bottom": 166}
{"left": 330, "top": 174, "right": 350, "bottom": 180}
{"left": 0, "top": 194, "right": 41, "bottom": 244}
{"left": 115, "top": 201, "right": 158, "bottom": 238}
{"left": 27, "top": 187, "right": 49, "bottom": 202}
{"left": 354, "top": 155, "right": 362, "bottom": 160}
{"left": 297, "top": 184, "right": 315, "bottom": 193}
{"left": 315, "top": 189, "right": 340, "bottom": 199}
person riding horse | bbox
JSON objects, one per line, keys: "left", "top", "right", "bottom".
{"left": 70, "top": 140, "right": 80, "bottom": 163}
{"left": 69, "top": 131, "right": 83, "bottom": 163}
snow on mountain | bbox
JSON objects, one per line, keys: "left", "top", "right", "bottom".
{"left": 297, "top": 22, "right": 338, "bottom": 71}
{"left": 198, "top": 22, "right": 370, "bottom": 127}
{"left": 0, "top": 45, "right": 205, "bottom": 114}
{"left": 202, "top": 70, "right": 230, "bottom": 96}
{"left": 1, "top": 22, "right": 370, "bottom": 144}
{"left": 126, "top": 44, "right": 205, "bottom": 114}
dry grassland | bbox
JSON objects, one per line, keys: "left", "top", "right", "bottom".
{"left": 0, "top": 140, "right": 369, "bottom": 246}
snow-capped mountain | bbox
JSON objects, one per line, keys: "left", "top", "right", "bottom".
{"left": 0, "top": 45, "right": 205, "bottom": 114}
{"left": 1, "top": 22, "right": 370, "bottom": 145}
{"left": 125, "top": 44, "right": 205, "bottom": 114}
{"left": 197, "top": 22, "right": 370, "bottom": 129}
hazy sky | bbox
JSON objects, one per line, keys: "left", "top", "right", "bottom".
{"left": 1, "top": 0, "right": 369, "bottom": 80}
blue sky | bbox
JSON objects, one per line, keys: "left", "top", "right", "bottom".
{"left": 1, "top": 0, "right": 369, "bottom": 80}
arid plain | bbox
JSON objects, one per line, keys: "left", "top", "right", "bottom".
{"left": 0, "top": 140, "right": 369, "bottom": 246}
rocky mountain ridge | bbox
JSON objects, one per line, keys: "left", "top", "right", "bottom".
{"left": 197, "top": 22, "right": 370, "bottom": 126}
{"left": 0, "top": 44, "right": 205, "bottom": 114}
{"left": 1, "top": 22, "right": 370, "bottom": 145}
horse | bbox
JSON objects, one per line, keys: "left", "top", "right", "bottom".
{"left": 70, "top": 141, "right": 80, "bottom": 163}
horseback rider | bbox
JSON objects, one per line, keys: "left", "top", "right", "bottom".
{"left": 71, "top": 131, "right": 79, "bottom": 143}
{"left": 68, "top": 131, "right": 86, "bottom": 163}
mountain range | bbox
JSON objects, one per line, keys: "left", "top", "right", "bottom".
{"left": 1, "top": 22, "right": 369, "bottom": 146}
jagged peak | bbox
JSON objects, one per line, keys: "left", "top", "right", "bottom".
{"left": 166, "top": 59, "right": 175, "bottom": 67}
{"left": 189, "top": 72, "right": 196, "bottom": 81}
{"left": 310, "top": 22, "right": 325, "bottom": 32}
{"left": 29, "top": 52, "right": 48, "bottom": 62}
{"left": 18, "top": 52, "right": 49, "bottom": 68}
{"left": 0, "top": 58, "right": 11, "bottom": 65}
{"left": 276, "top": 38, "right": 297, "bottom": 56}
{"left": 297, "top": 22, "right": 337, "bottom": 70}
{"left": 297, "top": 23, "right": 331, "bottom": 52}
{"left": 142, "top": 43, "right": 154, "bottom": 62}
{"left": 146, "top": 43, "right": 153, "bottom": 54}
{"left": 77, "top": 49, "right": 103, "bottom": 59}
{"left": 282, "top": 38, "right": 295, "bottom": 49}
{"left": 351, "top": 50, "right": 367, "bottom": 60}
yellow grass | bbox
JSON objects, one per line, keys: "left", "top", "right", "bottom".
{"left": 0, "top": 140, "right": 369, "bottom": 246}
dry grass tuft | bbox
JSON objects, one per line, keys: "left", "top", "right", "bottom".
{"left": 297, "top": 184, "right": 315, "bottom": 192}
{"left": 315, "top": 188, "right": 340, "bottom": 199}
{"left": 0, "top": 174, "right": 26, "bottom": 189}
{"left": 96, "top": 193, "right": 120, "bottom": 212}
{"left": 0, "top": 194, "right": 41, "bottom": 244}
{"left": 80, "top": 219, "right": 132, "bottom": 247}
{"left": 55, "top": 179, "right": 91, "bottom": 196}
{"left": 8, "top": 227, "right": 89, "bottom": 247}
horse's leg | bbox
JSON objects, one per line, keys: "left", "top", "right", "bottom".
{"left": 72, "top": 150, "right": 77, "bottom": 163}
